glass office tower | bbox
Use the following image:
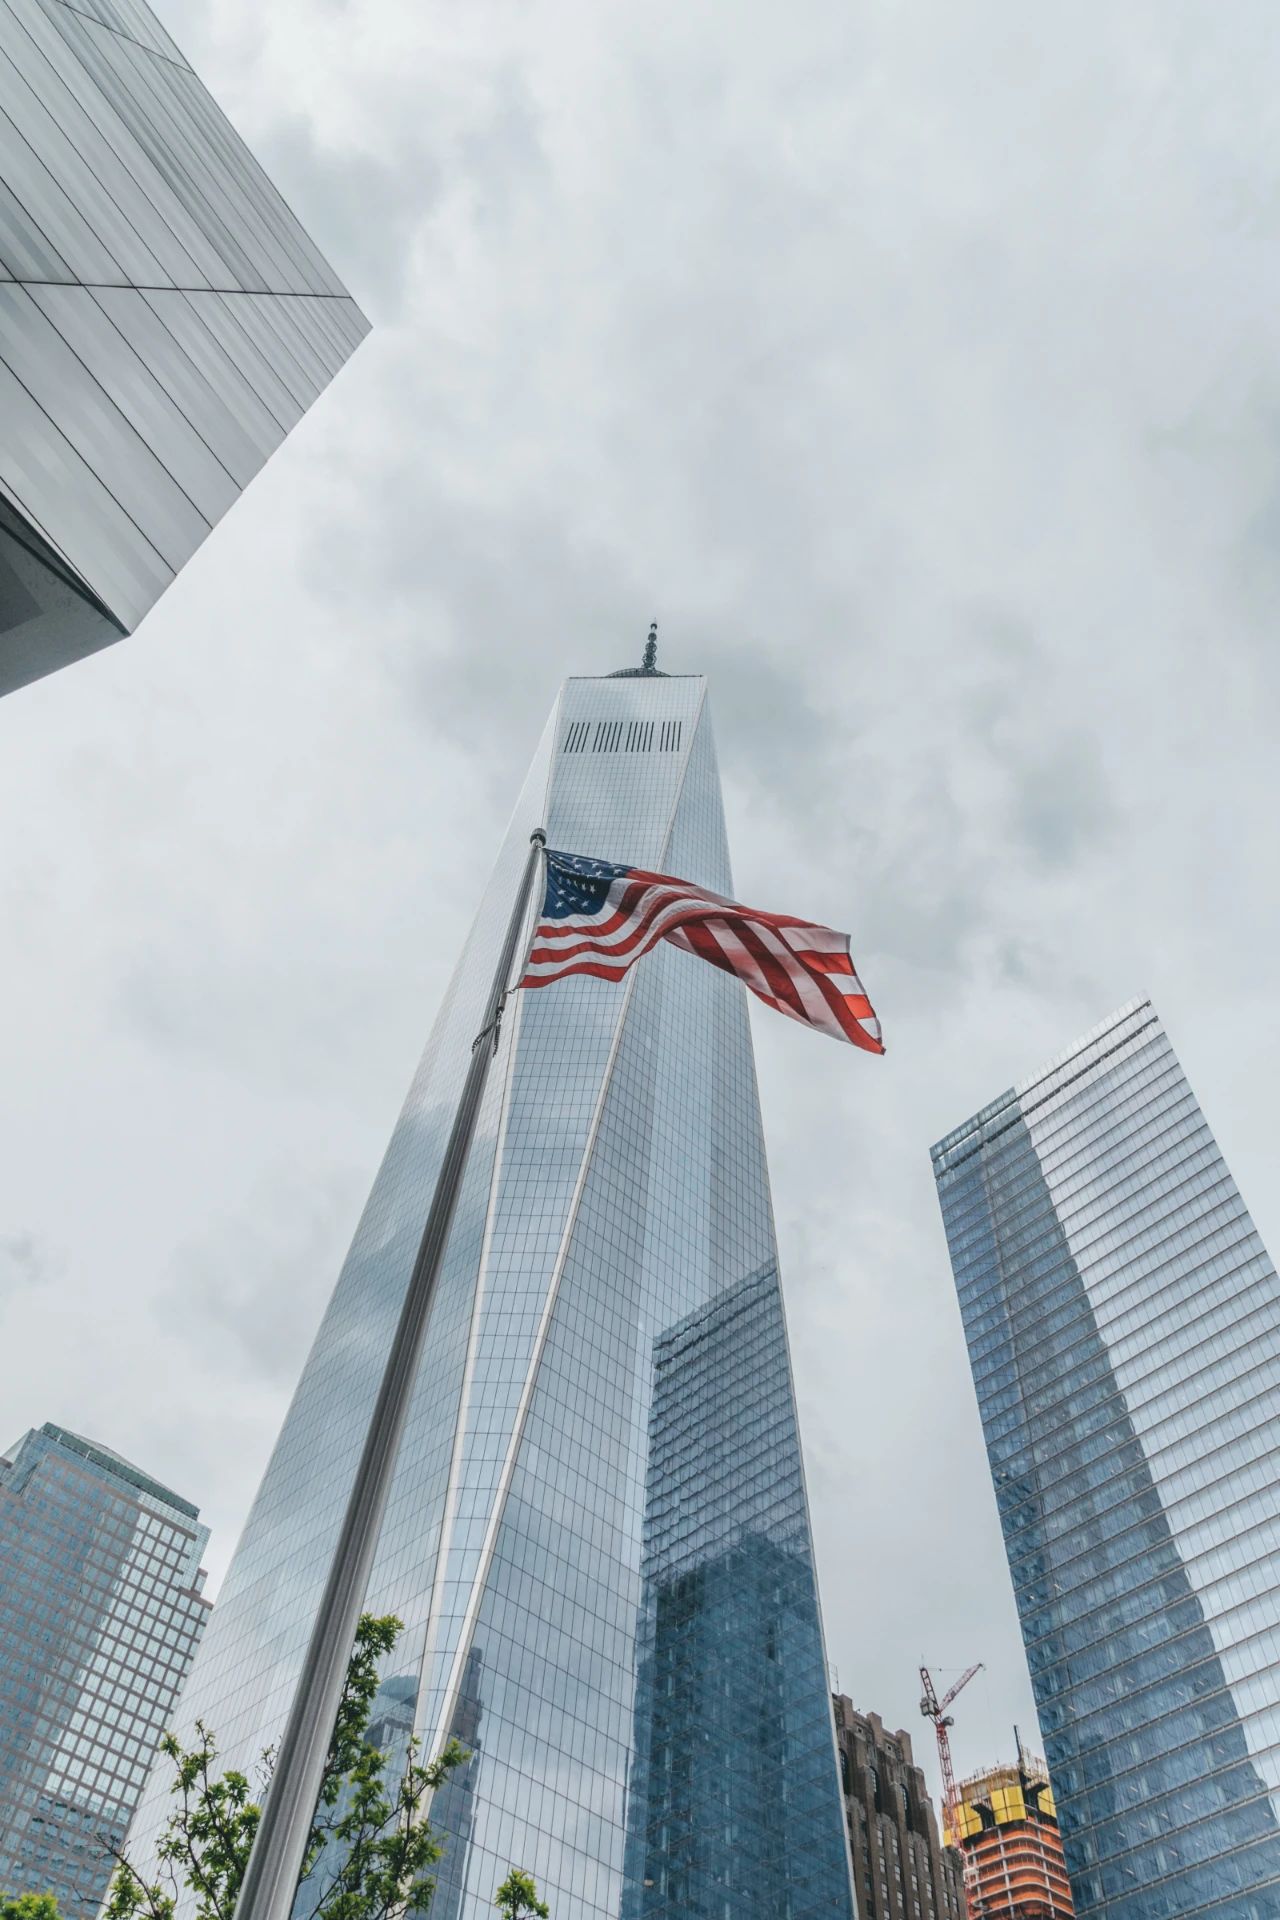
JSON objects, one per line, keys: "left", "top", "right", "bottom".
{"left": 932, "top": 999, "right": 1280, "bottom": 1920}
{"left": 129, "top": 668, "right": 855, "bottom": 1920}
{"left": 0, "top": 0, "right": 367, "bottom": 697}
{"left": 0, "top": 1423, "right": 212, "bottom": 1916}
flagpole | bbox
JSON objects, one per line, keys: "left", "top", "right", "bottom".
{"left": 233, "top": 827, "right": 548, "bottom": 1920}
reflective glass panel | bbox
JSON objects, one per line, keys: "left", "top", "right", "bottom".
{"left": 128, "top": 676, "right": 856, "bottom": 1920}
{"left": 0, "top": 1426, "right": 212, "bottom": 1919}
{"left": 933, "top": 1002, "right": 1280, "bottom": 1918}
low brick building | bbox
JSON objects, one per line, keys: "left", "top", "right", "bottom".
{"left": 833, "top": 1696, "right": 968, "bottom": 1920}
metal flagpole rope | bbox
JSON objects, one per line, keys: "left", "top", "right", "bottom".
{"left": 233, "top": 827, "right": 548, "bottom": 1920}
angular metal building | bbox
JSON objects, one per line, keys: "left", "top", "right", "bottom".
{"left": 0, "top": 1423, "right": 212, "bottom": 1917}
{"left": 0, "top": 0, "right": 367, "bottom": 697}
{"left": 933, "top": 999, "right": 1280, "bottom": 1920}
{"left": 128, "top": 667, "right": 855, "bottom": 1920}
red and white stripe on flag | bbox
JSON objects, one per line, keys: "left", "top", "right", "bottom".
{"left": 518, "top": 861, "right": 883, "bottom": 1054}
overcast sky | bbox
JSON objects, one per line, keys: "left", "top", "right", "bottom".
{"left": 4, "top": 0, "right": 1280, "bottom": 1807}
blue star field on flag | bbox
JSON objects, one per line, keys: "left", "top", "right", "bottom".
{"left": 540, "top": 851, "right": 631, "bottom": 920}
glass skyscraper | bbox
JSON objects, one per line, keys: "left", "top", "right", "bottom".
{"left": 932, "top": 998, "right": 1280, "bottom": 1920}
{"left": 0, "top": 0, "right": 367, "bottom": 698}
{"left": 129, "top": 667, "right": 855, "bottom": 1920}
{"left": 0, "top": 1422, "right": 211, "bottom": 1916}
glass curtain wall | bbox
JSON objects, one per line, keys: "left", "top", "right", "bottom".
{"left": 933, "top": 1000, "right": 1280, "bottom": 1920}
{"left": 129, "top": 672, "right": 854, "bottom": 1920}
{"left": 0, "top": 1424, "right": 211, "bottom": 1917}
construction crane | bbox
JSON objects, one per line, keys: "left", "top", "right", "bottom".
{"left": 920, "top": 1662, "right": 984, "bottom": 1847}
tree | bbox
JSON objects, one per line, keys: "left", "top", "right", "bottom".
{"left": 1, "top": 1897, "right": 62, "bottom": 1920}
{"left": 104, "top": 1615, "right": 467, "bottom": 1920}
{"left": 494, "top": 1870, "right": 549, "bottom": 1920}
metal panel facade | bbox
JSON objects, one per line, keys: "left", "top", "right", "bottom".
{"left": 933, "top": 1000, "right": 1280, "bottom": 1919}
{"left": 127, "top": 673, "right": 855, "bottom": 1920}
{"left": 0, "top": 0, "right": 367, "bottom": 694}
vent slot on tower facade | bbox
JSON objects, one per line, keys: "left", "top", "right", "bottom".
{"left": 561, "top": 716, "right": 685, "bottom": 755}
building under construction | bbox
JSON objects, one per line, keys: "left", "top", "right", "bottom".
{"left": 948, "top": 1752, "right": 1074, "bottom": 1919}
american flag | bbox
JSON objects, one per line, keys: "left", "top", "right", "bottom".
{"left": 518, "top": 849, "right": 883, "bottom": 1053}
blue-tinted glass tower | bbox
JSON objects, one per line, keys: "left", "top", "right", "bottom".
{"left": 130, "top": 668, "right": 854, "bottom": 1920}
{"left": 932, "top": 999, "right": 1280, "bottom": 1920}
{"left": 0, "top": 1423, "right": 211, "bottom": 1917}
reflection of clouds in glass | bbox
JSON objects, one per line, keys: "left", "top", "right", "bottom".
{"left": 129, "top": 678, "right": 851, "bottom": 1918}
{"left": 935, "top": 1002, "right": 1280, "bottom": 1917}
{"left": 0, "top": 1426, "right": 210, "bottom": 1917}
{"left": 429, "top": 1645, "right": 484, "bottom": 1920}
{"left": 625, "top": 1265, "right": 845, "bottom": 1917}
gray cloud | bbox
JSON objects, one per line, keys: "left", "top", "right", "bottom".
{"left": 0, "top": 1233, "right": 57, "bottom": 1300}
{"left": 254, "top": 119, "right": 440, "bottom": 319}
{"left": 2, "top": 0, "right": 1279, "bottom": 1801}
{"left": 163, "top": 1167, "right": 369, "bottom": 1384}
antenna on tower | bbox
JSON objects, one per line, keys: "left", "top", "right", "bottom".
{"left": 608, "top": 620, "right": 666, "bottom": 679}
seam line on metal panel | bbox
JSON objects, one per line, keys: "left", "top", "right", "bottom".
{"left": 79, "top": 282, "right": 240, "bottom": 484}
{"left": 37, "top": 0, "right": 344, "bottom": 299}
{"left": 3, "top": 278, "right": 363, "bottom": 298}
{"left": 45, "top": 0, "right": 193, "bottom": 74}
{"left": 161, "top": 287, "right": 288, "bottom": 434}
{"left": 0, "top": 480, "right": 108, "bottom": 611}
{"left": 6, "top": 281, "right": 221, "bottom": 529}
{"left": 0, "top": 339, "right": 174, "bottom": 589}
{"left": 3, "top": 1, "right": 332, "bottom": 306}
{"left": 0, "top": 0, "right": 217, "bottom": 291}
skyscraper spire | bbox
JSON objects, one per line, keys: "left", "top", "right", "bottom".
{"left": 608, "top": 620, "right": 666, "bottom": 678}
